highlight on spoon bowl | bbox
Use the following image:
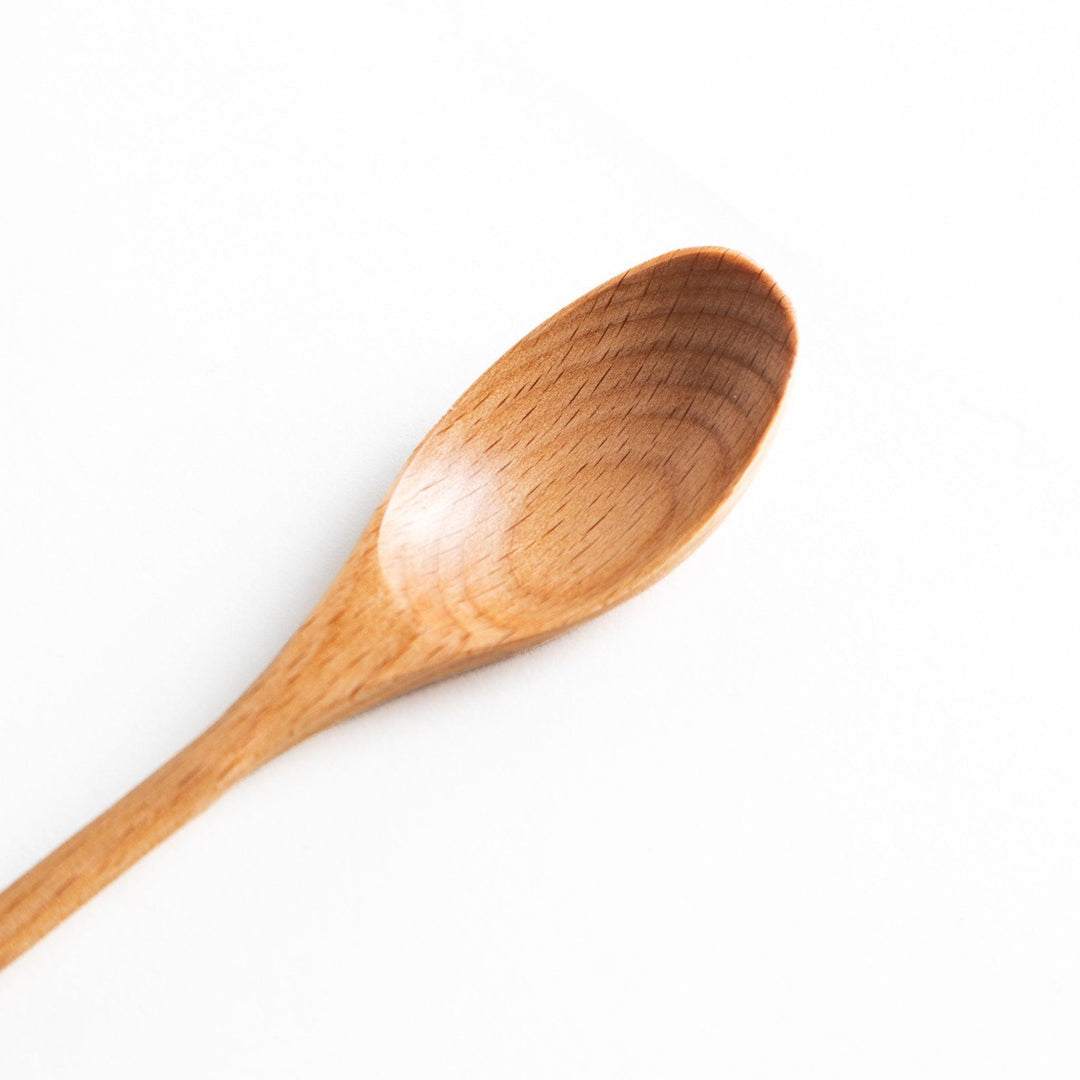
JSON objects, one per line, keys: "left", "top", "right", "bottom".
{"left": 0, "top": 247, "right": 796, "bottom": 971}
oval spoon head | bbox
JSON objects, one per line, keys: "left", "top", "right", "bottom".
{"left": 373, "top": 247, "right": 796, "bottom": 657}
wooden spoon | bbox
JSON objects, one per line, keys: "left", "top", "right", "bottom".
{"left": 0, "top": 247, "right": 796, "bottom": 969}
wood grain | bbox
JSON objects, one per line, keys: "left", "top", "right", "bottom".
{"left": 0, "top": 247, "right": 796, "bottom": 970}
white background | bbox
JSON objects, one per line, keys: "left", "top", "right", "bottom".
{"left": 1, "top": 2, "right": 1077, "bottom": 1076}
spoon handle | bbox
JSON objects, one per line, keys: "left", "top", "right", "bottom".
{"left": 0, "top": 700, "right": 282, "bottom": 971}
{"left": 0, "top": 548, "right": 424, "bottom": 970}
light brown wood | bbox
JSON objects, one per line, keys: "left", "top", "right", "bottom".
{"left": 0, "top": 247, "right": 796, "bottom": 970}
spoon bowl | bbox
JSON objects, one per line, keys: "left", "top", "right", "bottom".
{"left": 378, "top": 248, "right": 794, "bottom": 652}
{"left": 0, "top": 246, "right": 796, "bottom": 970}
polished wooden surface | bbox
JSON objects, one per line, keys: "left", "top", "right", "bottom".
{"left": 0, "top": 247, "right": 796, "bottom": 970}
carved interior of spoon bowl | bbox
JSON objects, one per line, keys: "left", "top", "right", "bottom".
{"left": 377, "top": 248, "right": 796, "bottom": 646}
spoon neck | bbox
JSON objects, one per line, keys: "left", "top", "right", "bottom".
{"left": 233, "top": 551, "right": 427, "bottom": 749}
